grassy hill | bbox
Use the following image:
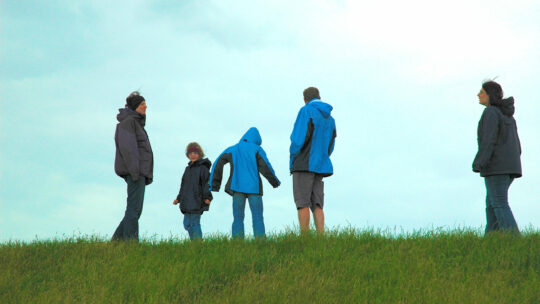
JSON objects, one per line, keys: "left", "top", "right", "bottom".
{"left": 1, "top": 229, "right": 539, "bottom": 303}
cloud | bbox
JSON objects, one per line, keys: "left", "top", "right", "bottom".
{"left": 307, "top": 0, "right": 540, "bottom": 82}
{"left": 1, "top": 0, "right": 539, "bottom": 241}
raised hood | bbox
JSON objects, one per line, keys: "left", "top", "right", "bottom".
{"left": 240, "top": 127, "right": 262, "bottom": 146}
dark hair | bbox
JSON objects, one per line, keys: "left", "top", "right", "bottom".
{"left": 482, "top": 81, "right": 504, "bottom": 107}
{"left": 126, "top": 91, "right": 145, "bottom": 110}
{"left": 303, "top": 87, "right": 321, "bottom": 102}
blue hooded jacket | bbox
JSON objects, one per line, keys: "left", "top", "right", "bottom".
{"left": 210, "top": 127, "right": 280, "bottom": 195}
{"left": 290, "top": 99, "right": 336, "bottom": 176}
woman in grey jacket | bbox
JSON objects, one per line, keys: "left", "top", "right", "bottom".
{"left": 473, "top": 81, "right": 521, "bottom": 234}
{"left": 112, "top": 91, "right": 154, "bottom": 241}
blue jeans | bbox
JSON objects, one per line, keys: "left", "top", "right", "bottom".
{"left": 183, "top": 214, "right": 202, "bottom": 240}
{"left": 484, "top": 175, "right": 519, "bottom": 234}
{"left": 112, "top": 176, "right": 146, "bottom": 241}
{"left": 232, "top": 193, "right": 265, "bottom": 238}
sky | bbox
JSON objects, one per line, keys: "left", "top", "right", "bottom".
{"left": 1, "top": 0, "right": 539, "bottom": 241}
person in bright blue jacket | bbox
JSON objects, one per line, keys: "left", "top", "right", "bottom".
{"left": 290, "top": 87, "right": 336, "bottom": 234}
{"left": 209, "top": 127, "right": 280, "bottom": 238}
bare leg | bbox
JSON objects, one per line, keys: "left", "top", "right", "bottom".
{"left": 312, "top": 207, "right": 325, "bottom": 234}
{"left": 298, "top": 208, "right": 310, "bottom": 232}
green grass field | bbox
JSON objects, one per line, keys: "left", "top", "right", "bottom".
{"left": 1, "top": 229, "right": 539, "bottom": 303}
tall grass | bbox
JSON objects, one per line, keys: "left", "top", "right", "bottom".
{"left": 1, "top": 228, "right": 538, "bottom": 303}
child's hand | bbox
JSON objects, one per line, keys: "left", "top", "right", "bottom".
{"left": 173, "top": 199, "right": 179, "bottom": 205}
{"left": 204, "top": 199, "right": 211, "bottom": 205}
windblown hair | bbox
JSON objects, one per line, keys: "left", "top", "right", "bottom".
{"left": 125, "top": 91, "right": 145, "bottom": 110}
{"left": 126, "top": 91, "right": 144, "bottom": 102}
{"left": 185, "top": 142, "right": 205, "bottom": 158}
{"left": 482, "top": 80, "right": 504, "bottom": 107}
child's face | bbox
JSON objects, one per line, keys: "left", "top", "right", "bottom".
{"left": 188, "top": 152, "right": 200, "bottom": 162}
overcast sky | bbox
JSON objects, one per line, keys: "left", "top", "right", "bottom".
{"left": 1, "top": 0, "right": 539, "bottom": 241}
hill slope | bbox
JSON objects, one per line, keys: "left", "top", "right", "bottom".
{"left": 1, "top": 230, "right": 539, "bottom": 303}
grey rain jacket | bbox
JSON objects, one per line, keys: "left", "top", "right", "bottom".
{"left": 114, "top": 108, "right": 154, "bottom": 185}
{"left": 472, "top": 97, "right": 522, "bottom": 178}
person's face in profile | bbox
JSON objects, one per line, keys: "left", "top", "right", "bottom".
{"left": 477, "top": 88, "right": 489, "bottom": 106}
{"left": 136, "top": 101, "right": 147, "bottom": 115}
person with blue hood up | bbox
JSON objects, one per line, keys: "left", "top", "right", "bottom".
{"left": 290, "top": 87, "right": 336, "bottom": 234}
{"left": 209, "top": 127, "right": 280, "bottom": 238}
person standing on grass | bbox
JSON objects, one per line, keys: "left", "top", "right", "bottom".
{"left": 473, "top": 80, "right": 521, "bottom": 235}
{"left": 112, "top": 91, "right": 154, "bottom": 241}
{"left": 173, "top": 142, "right": 213, "bottom": 240}
{"left": 290, "top": 87, "right": 336, "bottom": 234}
{"left": 209, "top": 127, "right": 281, "bottom": 239}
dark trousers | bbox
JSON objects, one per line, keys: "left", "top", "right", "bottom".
{"left": 484, "top": 175, "right": 519, "bottom": 234}
{"left": 112, "top": 176, "right": 146, "bottom": 241}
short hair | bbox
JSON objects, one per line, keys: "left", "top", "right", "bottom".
{"left": 303, "top": 87, "right": 321, "bottom": 102}
{"left": 185, "top": 142, "right": 205, "bottom": 158}
{"left": 482, "top": 80, "right": 504, "bottom": 107}
{"left": 125, "top": 91, "right": 145, "bottom": 110}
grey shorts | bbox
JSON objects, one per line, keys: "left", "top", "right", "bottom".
{"left": 293, "top": 172, "right": 324, "bottom": 211}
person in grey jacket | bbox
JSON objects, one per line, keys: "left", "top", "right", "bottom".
{"left": 473, "top": 81, "right": 521, "bottom": 234}
{"left": 112, "top": 91, "right": 154, "bottom": 241}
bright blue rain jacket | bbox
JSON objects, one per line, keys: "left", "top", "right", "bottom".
{"left": 210, "top": 127, "right": 280, "bottom": 196}
{"left": 290, "top": 99, "right": 336, "bottom": 176}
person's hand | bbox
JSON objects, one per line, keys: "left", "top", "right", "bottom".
{"left": 204, "top": 199, "right": 211, "bottom": 205}
{"left": 173, "top": 199, "right": 179, "bottom": 205}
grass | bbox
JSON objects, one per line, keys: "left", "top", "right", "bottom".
{"left": 1, "top": 228, "right": 539, "bottom": 303}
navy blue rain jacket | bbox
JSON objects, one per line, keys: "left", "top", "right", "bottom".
{"left": 209, "top": 127, "right": 280, "bottom": 196}
{"left": 472, "top": 98, "right": 522, "bottom": 178}
{"left": 176, "top": 158, "right": 213, "bottom": 214}
{"left": 289, "top": 99, "right": 336, "bottom": 176}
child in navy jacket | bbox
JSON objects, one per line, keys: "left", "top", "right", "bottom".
{"left": 173, "top": 142, "right": 212, "bottom": 240}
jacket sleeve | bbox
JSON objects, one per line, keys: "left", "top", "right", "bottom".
{"left": 117, "top": 119, "right": 140, "bottom": 181}
{"left": 176, "top": 170, "right": 186, "bottom": 201}
{"left": 256, "top": 149, "right": 281, "bottom": 188}
{"left": 289, "top": 107, "right": 309, "bottom": 171}
{"left": 209, "top": 150, "right": 232, "bottom": 192}
{"left": 201, "top": 168, "right": 213, "bottom": 201}
{"left": 516, "top": 120, "right": 522, "bottom": 155}
{"left": 473, "top": 107, "right": 500, "bottom": 172}
{"left": 328, "top": 125, "right": 337, "bottom": 156}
